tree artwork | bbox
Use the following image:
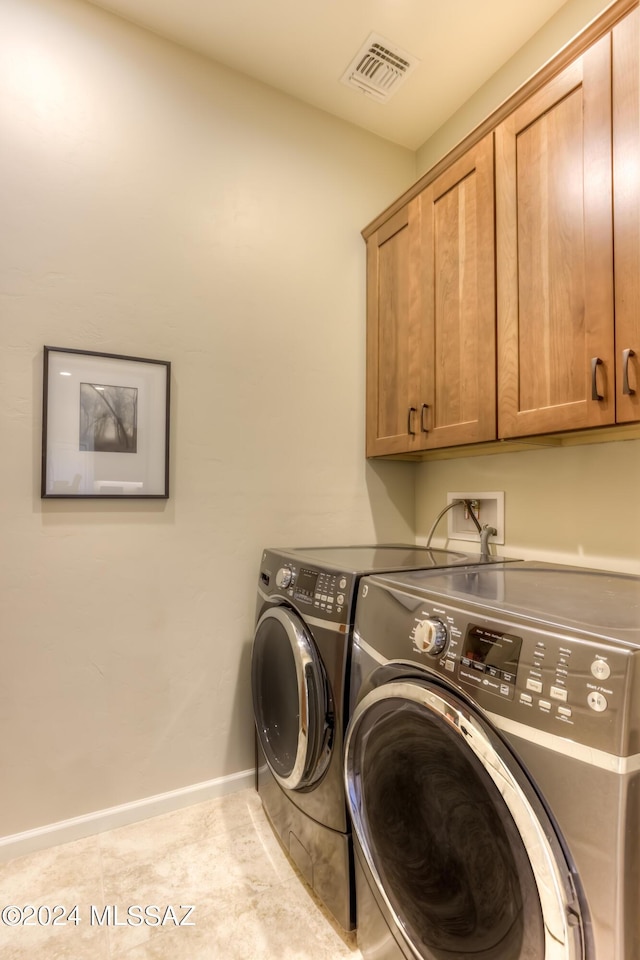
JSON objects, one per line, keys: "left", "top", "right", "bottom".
{"left": 79, "top": 382, "right": 138, "bottom": 453}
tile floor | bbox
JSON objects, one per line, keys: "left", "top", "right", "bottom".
{"left": 0, "top": 789, "right": 361, "bottom": 960}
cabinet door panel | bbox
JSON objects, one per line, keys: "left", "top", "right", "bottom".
{"left": 496, "top": 37, "right": 614, "bottom": 438}
{"left": 366, "top": 203, "right": 423, "bottom": 456}
{"left": 613, "top": 7, "right": 640, "bottom": 423}
{"left": 516, "top": 88, "right": 585, "bottom": 411}
{"left": 422, "top": 133, "right": 496, "bottom": 447}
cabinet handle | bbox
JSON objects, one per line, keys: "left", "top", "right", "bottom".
{"left": 421, "top": 403, "right": 429, "bottom": 433}
{"left": 407, "top": 407, "right": 417, "bottom": 436}
{"left": 622, "top": 348, "right": 636, "bottom": 396}
{"left": 591, "top": 357, "right": 604, "bottom": 401}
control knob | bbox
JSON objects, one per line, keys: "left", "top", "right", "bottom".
{"left": 275, "top": 567, "right": 293, "bottom": 589}
{"left": 413, "top": 618, "right": 448, "bottom": 657}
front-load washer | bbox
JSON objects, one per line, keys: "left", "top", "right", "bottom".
{"left": 251, "top": 545, "right": 518, "bottom": 932}
{"left": 344, "top": 561, "right": 640, "bottom": 960}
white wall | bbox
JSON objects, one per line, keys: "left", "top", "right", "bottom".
{"left": 0, "top": 0, "right": 417, "bottom": 837}
{"left": 416, "top": 0, "right": 617, "bottom": 174}
{"left": 414, "top": 0, "right": 640, "bottom": 574}
{"left": 415, "top": 441, "right": 640, "bottom": 574}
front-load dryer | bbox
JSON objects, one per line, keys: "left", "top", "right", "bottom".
{"left": 251, "top": 545, "right": 517, "bottom": 932}
{"left": 345, "top": 561, "right": 640, "bottom": 960}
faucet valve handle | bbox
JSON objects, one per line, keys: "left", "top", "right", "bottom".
{"left": 479, "top": 524, "right": 498, "bottom": 560}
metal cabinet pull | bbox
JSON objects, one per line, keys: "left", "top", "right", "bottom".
{"left": 421, "top": 403, "right": 429, "bottom": 433}
{"left": 622, "top": 348, "right": 636, "bottom": 396}
{"left": 407, "top": 407, "right": 417, "bottom": 435}
{"left": 591, "top": 357, "right": 604, "bottom": 401}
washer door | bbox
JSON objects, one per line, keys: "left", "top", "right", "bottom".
{"left": 252, "top": 606, "right": 332, "bottom": 791}
{"left": 345, "top": 677, "right": 586, "bottom": 960}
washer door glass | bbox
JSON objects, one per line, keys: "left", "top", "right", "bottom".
{"left": 345, "top": 679, "right": 585, "bottom": 960}
{"left": 252, "top": 606, "right": 331, "bottom": 791}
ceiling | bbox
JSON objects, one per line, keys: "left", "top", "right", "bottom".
{"left": 86, "top": 0, "right": 574, "bottom": 150}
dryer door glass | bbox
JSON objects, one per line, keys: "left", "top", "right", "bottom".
{"left": 345, "top": 680, "right": 585, "bottom": 960}
{"left": 252, "top": 607, "right": 331, "bottom": 790}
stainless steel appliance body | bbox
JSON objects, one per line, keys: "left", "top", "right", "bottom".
{"left": 251, "top": 545, "right": 514, "bottom": 931}
{"left": 345, "top": 562, "right": 640, "bottom": 959}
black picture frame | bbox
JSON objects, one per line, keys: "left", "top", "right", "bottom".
{"left": 42, "top": 346, "right": 170, "bottom": 499}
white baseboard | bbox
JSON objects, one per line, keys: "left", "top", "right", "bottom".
{"left": 0, "top": 768, "right": 255, "bottom": 863}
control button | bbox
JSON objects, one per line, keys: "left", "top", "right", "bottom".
{"left": 275, "top": 567, "right": 293, "bottom": 589}
{"left": 558, "top": 706, "right": 572, "bottom": 718}
{"left": 499, "top": 684, "right": 510, "bottom": 696}
{"left": 587, "top": 691, "right": 608, "bottom": 713}
{"left": 519, "top": 693, "right": 533, "bottom": 705}
{"left": 339, "top": 578, "right": 347, "bottom": 590}
{"left": 591, "top": 660, "right": 611, "bottom": 681}
{"left": 538, "top": 700, "right": 552, "bottom": 711}
{"left": 336, "top": 594, "right": 345, "bottom": 605}
{"left": 501, "top": 671, "right": 515, "bottom": 684}
{"left": 526, "top": 678, "right": 543, "bottom": 693}
{"left": 550, "top": 686, "right": 568, "bottom": 702}
{"left": 444, "top": 659, "right": 455, "bottom": 673}
{"left": 413, "top": 618, "right": 448, "bottom": 657}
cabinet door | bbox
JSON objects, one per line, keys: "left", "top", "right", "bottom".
{"left": 613, "top": 7, "right": 639, "bottom": 423}
{"left": 366, "top": 201, "right": 424, "bottom": 457}
{"left": 420, "top": 133, "right": 496, "bottom": 448}
{"left": 496, "top": 35, "right": 614, "bottom": 438}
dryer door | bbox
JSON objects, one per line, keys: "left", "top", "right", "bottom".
{"left": 345, "top": 678, "right": 587, "bottom": 960}
{"left": 252, "top": 606, "right": 332, "bottom": 791}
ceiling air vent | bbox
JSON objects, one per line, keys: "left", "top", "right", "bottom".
{"left": 340, "top": 33, "right": 419, "bottom": 103}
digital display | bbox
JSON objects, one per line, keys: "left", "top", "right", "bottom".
{"left": 461, "top": 625, "right": 522, "bottom": 684}
{"left": 295, "top": 567, "right": 318, "bottom": 602}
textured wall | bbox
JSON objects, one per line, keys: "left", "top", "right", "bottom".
{"left": 0, "top": 0, "right": 416, "bottom": 835}
{"left": 415, "top": 441, "right": 640, "bottom": 574}
{"left": 416, "top": 0, "right": 616, "bottom": 175}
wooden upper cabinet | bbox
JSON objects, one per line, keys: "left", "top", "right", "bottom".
{"left": 365, "top": 0, "right": 639, "bottom": 458}
{"left": 420, "top": 133, "right": 496, "bottom": 448}
{"left": 613, "top": 6, "right": 640, "bottom": 423}
{"left": 495, "top": 35, "right": 615, "bottom": 438}
{"left": 366, "top": 201, "right": 424, "bottom": 457}
{"left": 365, "top": 135, "right": 496, "bottom": 456}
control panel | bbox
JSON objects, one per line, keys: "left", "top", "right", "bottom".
{"left": 457, "top": 624, "right": 521, "bottom": 700}
{"left": 411, "top": 608, "right": 521, "bottom": 700}
{"left": 402, "top": 595, "right": 633, "bottom": 753}
{"left": 515, "top": 636, "right": 620, "bottom": 722}
{"left": 259, "top": 555, "right": 352, "bottom": 625}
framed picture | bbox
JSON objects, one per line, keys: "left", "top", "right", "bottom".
{"left": 42, "top": 346, "right": 170, "bottom": 498}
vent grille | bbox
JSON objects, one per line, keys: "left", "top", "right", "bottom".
{"left": 341, "top": 33, "right": 419, "bottom": 102}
